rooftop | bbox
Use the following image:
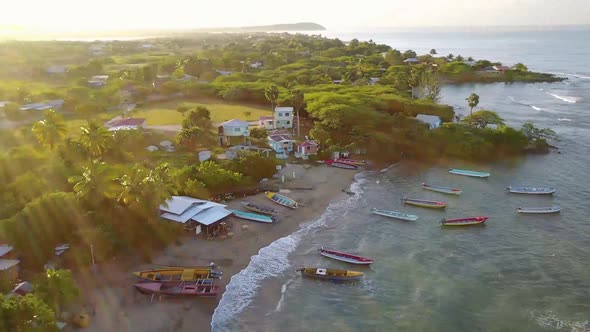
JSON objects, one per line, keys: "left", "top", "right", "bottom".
{"left": 0, "top": 259, "right": 20, "bottom": 270}
{"left": 416, "top": 114, "right": 442, "bottom": 126}
{"left": 404, "top": 58, "right": 420, "bottom": 63}
{"left": 159, "top": 196, "right": 230, "bottom": 225}
{"left": 221, "top": 119, "right": 250, "bottom": 127}
{"left": 297, "top": 140, "right": 318, "bottom": 147}
{"left": 0, "top": 245, "right": 14, "bottom": 257}
{"left": 269, "top": 134, "right": 294, "bottom": 142}
{"left": 275, "top": 106, "right": 294, "bottom": 113}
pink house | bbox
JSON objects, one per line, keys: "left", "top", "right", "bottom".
{"left": 295, "top": 140, "right": 318, "bottom": 159}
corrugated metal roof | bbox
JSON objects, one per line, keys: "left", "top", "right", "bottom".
{"left": 222, "top": 119, "right": 250, "bottom": 127}
{"left": 416, "top": 114, "right": 442, "bottom": 126}
{"left": 159, "top": 196, "right": 229, "bottom": 225}
{"left": 275, "top": 107, "right": 294, "bottom": 113}
{"left": 0, "top": 245, "right": 14, "bottom": 257}
{"left": 0, "top": 259, "right": 20, "bottom": 270}
{"left": 191, "top": 206, "right": 232, "bottom": 226}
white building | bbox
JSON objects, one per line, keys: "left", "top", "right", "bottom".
{"left": 416, "top": 114, "right": 442, "bottom": 129}
{"left": 159, "top": 196, "right": 232, "bottom": 235}
{"left": 274, "top": 107, "right": 294, "bottom": 129}
{"left": 218, "top": 119, "right": 251, "bottom": 146}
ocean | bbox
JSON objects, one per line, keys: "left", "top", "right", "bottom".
{"left": 212, "top": 27, "right": 590, "bottom": 331}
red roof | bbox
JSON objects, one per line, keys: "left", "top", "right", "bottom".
{"left": 297, "top": 140, "right": 318, "bottom": 147}
{"left": 108, "top": 118, "right": 146, "bottom": 127}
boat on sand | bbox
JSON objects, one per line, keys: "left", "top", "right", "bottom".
{"left": 265, "top": 191, "right": 299, "bottom": 209}
{"left": 371, "top": 208, "right": 418, "bottom": 221}
{"left": 241, "top": 201, "right": 277, "bottom": 215}
{"left": 334, "top": 158, "right": 367, "bottom": 166}
{"left": 133, "top": 268, "right": 215, "bottom": 283}
{"left": 402, "top": 197, "right": 447, "bottom": 209}
{"left": 133, "top": 280, "right": 219, "bottom": 297}
{"left": 441, "top": 216, "right": 489, "bottom": 226}
{"left": 449, "top": 168, "right": 491, "bottom": 178}
{"left": 517, "top": 206, "right": 561, "bottom": 214}
{"left": 422, "top": 183, "right": 463, "bottom": 195}
{"left": 297, "top": 267, "right": 363, "bottom": 281}
{"left": 324, "top": 159, "right": 358, "bottom": 170}
{"left": 231, "top": 209, "right": 275, "bottom": 223}
{"left": 319, "top": 247, "right": 373, "bottom": 265}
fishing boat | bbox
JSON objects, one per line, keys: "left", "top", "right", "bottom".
{"left": 422, "top": 183, "right": 463, "bottom": 195}
{"left": 441, "top": 216, "right": 489, "bottom": 226}
{"left": 265, "top": 191, "right": 299, "bottom": 209}
{"left": 132, "top": 268, "right": 215, "bottom": 283}
{"left": 334, "top": 158, "right": 367, "bottom": 166}
{"left": 370, "top": 208, "right": 418, "bottom": 221}
{"left": 324, "top": 159, "right": 358, "bottom": 170}
{"left": 231, "top": 209, "right": 275, "bottom": 223}
{"left": 133, "top": 280, "right": 219, "bottom": 297}
{"left": 241, "top": 201, "right": 277, "bottom": 215}
{"left": 297, "top": 267, "right": 363, "bottom": 281}
{"left": 448, "top": 168, "right": 491, "bottom": 178}
{"left": 402, "top": 197, "right": 447, "bottom": 209}
{"left": 318, "top": 247, "right": 374, "bottom": 265}
{"left": 506, "top": 186, "right": 556, "bottom": 195}
{"left": 517, "top": 206, "right": 561, "bottom": 214}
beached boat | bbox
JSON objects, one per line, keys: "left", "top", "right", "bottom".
{"left": 133, "top": 280, "right": 219, "bottom": 297}
{"left": 517, "top": 206, "right": 561, "bottom": 214}
{"left": 506, "top": 186, "right": 556, "bottom": 195}
{"left": 265, "top": 191, "right": 299, "bottom": 209}
{"left": 297, "top": 267, "right": 363, "bottom": 281}
{"left": 241, "top": 201, "right": 277, "bottom": 215}
{"left": 448, "top": 168, "right": 491, "bottom": 178}
{"left": 133, "top": 268, "right": 213, "bottom": 283}
{"left": 370, "top": 208, "right": 418, "bottom": 221}
{"left": 422, "top": 183, "right": 463, "bottom": 195}
{"left": 324, "top": 159, "right": 358, "bottom": 170}
{"left": 318, "top": 247, "right": 374, "bottom": 265}
{"left": 441, "top": 216, "right": 489, "bottom": 226}
{"left": 231, "top": 209, "right": 275, "bottom": 223}
{"left": 402, "top": 197, "right": 447, "bottom": 209}
{"left": 334, "top": 158, "right": 367, "bottom": 166}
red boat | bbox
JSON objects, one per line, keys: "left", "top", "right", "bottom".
{"left": 441, "top": 216, "right": 489, "bottom": 226}
{"left": 319, "top": 247, "right": 374, "bottom": 265}
{"left": 334, "top": 158, "right": 367, "bottom": 166}
{"left": 133, "top": 280, "right": 219, "bottom": 297}
{"left": 325, "top": 159, "right": 358, "bottom": 170}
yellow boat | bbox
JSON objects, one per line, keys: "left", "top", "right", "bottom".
{"left": 297, "top": 267, "right": 363, "bottom": 281}
{"left": 132, "top": 268, "right": 213, "bottom": 283}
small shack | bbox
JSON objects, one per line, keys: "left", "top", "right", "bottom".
{"left": 416, "top": 114, "right": 442, "bottom": 129}
{"left": 159, "top": 196, "right": 232, "bottom": 237}
{"left": 0, "top": 245, "right": 20, "bottom": 283}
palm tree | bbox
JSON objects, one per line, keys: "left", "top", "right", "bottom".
{"left": 68, "top": 160, "right": 119, "bottom": 202}
{"left": 466, "top": 93, "right": 480, "bottom": 115}
{"left": 80, "top": 120, "right": 112, "bottom": 158}
{"left": 118, "top": 163, "right": 176, "bottom": 210}
{"left": 32, "top": 109, "right": 67, "bottom": 149}
{"left": 289, "top": 89, "right": 305, "bottom": 137}
{"left": 264, "top": 84, "right": 280, "bottom": 112}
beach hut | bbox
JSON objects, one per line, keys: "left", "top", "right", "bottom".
{"left": 0, "top": 245, "right": 20, "bottom": 283}
{"left": 159, "top": 196, "right": 232, "bottom": 237}
{"left": 295, "top": 140, "right": 318, "bottom": 159}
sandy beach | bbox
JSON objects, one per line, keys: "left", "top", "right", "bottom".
{"left": 81, "top": 163, "right": 357, "bottom": 332}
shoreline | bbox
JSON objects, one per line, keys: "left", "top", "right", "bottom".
{"left": 83, "top": 163, "right": 357, "bottom": 332}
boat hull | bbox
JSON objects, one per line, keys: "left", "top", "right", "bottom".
{"left": 517, "top": 207, "right": 561, "bottom": 214}
{"left": 241, "top": 202, "right": 277, "bottom": 215}
{"left": 265, "top": 192, "right": 298, "bottom": 209}
{"left": 403, "top": 198, "right": 447, "bottom": 209}
{"left": 449, "top": 168, "right": 490, "bottom": 178}
{"left": 134, "top": 282, "right": 219, "bottom": 297}
{"left": 334, "top": 158, "right": 366, "bottom": 166}
{"left": 133, "top": 268, "right": 213, "bottom": 283}
{"left": 442, "top": 216, "right": 488, "bottom": 226}
{"left": 319, "top": 248, "right": 373, "bottom": 265}
{"left": 422, "top": 183, "right": 463, "bottom": 195}
{"left": 371, "top": 208, "right": 418, "bottom": 221}
{"left": 231, "top": 210, "right": 274, "bottom": 223}
{"left": 507, "top": 187, "right": 556, "bottom": 195}
{"left": 325, "top": 159, "right": 358, "bottom": 170}
{"left": 298, "top": 268, "right": 363, "bottom": 281}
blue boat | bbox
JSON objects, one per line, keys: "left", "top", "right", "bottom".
{"left": 266, "top": 191, "right": 299, "bottom": 209}
{"left": 448, "top": 168, "right": 491, "bottom": 178}
{"left": 231, "top": 209, "right": 275, "bottom": 223}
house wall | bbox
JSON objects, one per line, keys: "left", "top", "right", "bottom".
{"left": 0, "top": 264, "right": 19, "bottom": 283}
{"left": 222, "top": 125, "right": 249, "bottom": 137}
{"left": 269, "top": 140, "right": 294, "bottom": 153}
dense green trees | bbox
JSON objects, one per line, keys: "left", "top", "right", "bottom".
{"left": 463, "top": 110, "right": 505, "bottom": 128}
{"left": 0, "top": 294, "right": 59, "bottom": 332}
{"left": 31, "top": 110, "right": 67, "bottom": 149}
{"left": 34, "top": 269, "right": 79, "bottom": 314}
{"left": 264, "top": 84, "right": 280, "bottom": 111}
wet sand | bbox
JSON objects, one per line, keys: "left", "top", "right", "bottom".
{"left": 83, "top": 163, "right": 356, "bottom": 332}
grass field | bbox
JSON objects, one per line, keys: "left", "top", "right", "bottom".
{"left": 132, "top": 100, "right": 272, "bottom": 125}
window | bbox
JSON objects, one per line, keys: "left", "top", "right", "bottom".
{"left": 286, "top": 121, "right": 290, "bottom": 125}
{"left": 278, "top": 112, "right": 283, "bottom": 116}
{"left": 285, "top": 113, "right": 290, "bottom": 117}
{"left": 234, "top": 128, "right": 241, "bottom": 132}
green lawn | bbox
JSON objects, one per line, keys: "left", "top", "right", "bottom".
{"left": 132, "top": 100, "right": 272, "bottom": 125}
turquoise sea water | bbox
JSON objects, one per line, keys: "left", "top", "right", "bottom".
{"left": 212, "top": 27, "right": 590, "bottom": 331}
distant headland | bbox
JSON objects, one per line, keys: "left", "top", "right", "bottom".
{"left": 199, "top": 22, "right": 327, "bottom": 32}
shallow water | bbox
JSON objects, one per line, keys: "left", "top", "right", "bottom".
{"left": 212, "top": 27, "right": 590, "bottom": 331}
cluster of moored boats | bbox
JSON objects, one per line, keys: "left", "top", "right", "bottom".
{"left": 300, "top": 167, "right": 562, "bottom": 282}
{"left": 132, "top": 266, "right": 224, "bottom": 299}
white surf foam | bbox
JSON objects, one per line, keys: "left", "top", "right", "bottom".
{"left": 532, "top": 106, "right": 542, "bottom": 111}
{"left": 211, "top": 174, "right": 366, "bottom": 331}
{"left": 530, "top": 311, "right": 590, "bottom": 331}
{"left": 546, "top": 92, "right": 579, "bottom": 104}
{"left": 558, "top": 118, "right": 573, "bottom": 122}
{"left": 547, "top": 72, "right": 590, "bottom": 80}
{"left": 273, "top": 278, "right": 294, "bottom": 313}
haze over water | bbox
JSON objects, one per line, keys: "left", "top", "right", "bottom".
{"left": 211, "top": 27, "right": 590, "bottom": 331}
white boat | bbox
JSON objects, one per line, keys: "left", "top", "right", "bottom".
{"left": 371, "top": 208, "right": 418, "bottom": 221}
{"left": 231, "top": 210, "right": 275, "bottom": 223}
{"left": 422, "top": 183, "right": 463, "bottom": 195}
{"left": 517, "top": 206, "right": 561, "bottom": 214}
{"left": 507, "top": 186, "right": 556, "bottom": 195}
{"left": 448, "top": 168, "right": 491, "bottom": 178}
{"left": 318, "top": 248, "right": 373, "bottom": 265}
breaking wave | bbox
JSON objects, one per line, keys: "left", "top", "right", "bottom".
{"left": 546, "top": 92, "right": 580, "bottom": 104}
{"left": 211, "top": 174, "right": 366, "bottom": 331}
{"left": 558, "top": 118, "right": 573, "bottom": 122}
{"left": 530, "top": 311, "right": 590, "bottom": 331}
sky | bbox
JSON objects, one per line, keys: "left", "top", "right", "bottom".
{"left": 1, "top": 0, "right": 590, "bottom": 33}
